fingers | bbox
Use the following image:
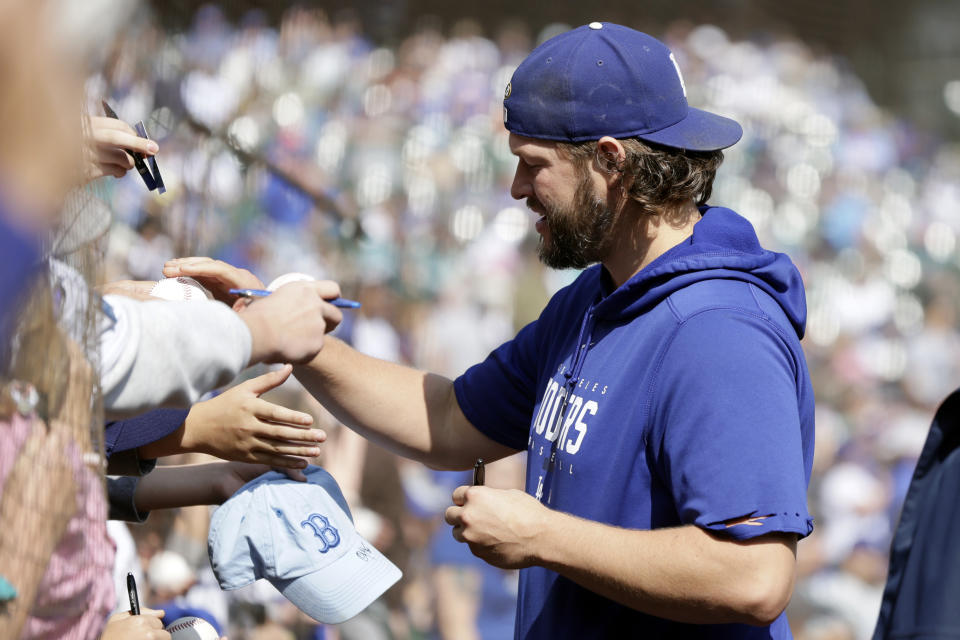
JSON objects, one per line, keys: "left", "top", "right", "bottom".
{"left": 163, "top": 257, "right": 264, "bottom": 300}
{"left": 269, "top": 281, "right": 345, "bottom": 333}
{"left": 445, "top": 505, "right": 467, "bottom": 543}
{"left": 451, "top": 484, "right": 470, "bottom": 506}
{"left": 290, "top": 282, "right": 345, "bottom": 334}
{"left": 107, "top": 610, "right": 133, "bottom": 622}
{"left": 256, "top": 402, "right": 316, "bottom": 429}
{"left": 164, "top": 256, "right": 216, "bottom": 271}
{"left": 102, "top": 606, "right": 170, "bottom": 640}
{"left": 255, "top": 440, "right": 321, "bottom": 458}
{"left": 90, "top": 117, "right": 159, "bottom": 155}
{"left": 241, "top": 365, "right": 297, "bottom": 397}
{"left": 276, "top": 466, "right": 308, "bottom": 481}
{"left": 307, "top": 281, "right": 345, "bottom": 332}
{"left": 251, "top": 452, "right": 311, "bottom": 469}
{"left": 97, "top": 145, "right": 135, "bottom": 171}
{"left": 91, "top": 115, "right": 139, "bottom": 138}
{"left": 287, "top": 279, "right": 342, "bottom": 301}
{"left": 164, "top": 257, "right": 257, "bottom": 284}
{"left": 243, "top": 281, "right": 343, "bottom": 364}
{"left": 322, "top": 300, "right": 344, "bottom": 334}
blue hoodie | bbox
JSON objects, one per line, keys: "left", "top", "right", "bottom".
{"left": 454, "top": 207, "right": 815, "bottom": 639}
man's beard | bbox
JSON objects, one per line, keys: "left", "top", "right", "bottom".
{"left": 531, "top": 175, "right": 617, "bottom": 270}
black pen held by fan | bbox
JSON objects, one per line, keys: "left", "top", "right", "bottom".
{"left": 101, "top": 99, "right": 165, "bottom": 194}
{"left": 127, "top": 572, "right": 140, "bottom": 615}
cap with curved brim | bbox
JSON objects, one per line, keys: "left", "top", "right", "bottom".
{"left": 502, "top": 23, "right": 744, "bottom": 152}
{"left": 208, "top": 467, "right": 402, "bottom": 625}
{"left": 275, "top": 535, "right": 401, "bottom": 624}
{"left": 634, "top": 107, "right": 743, "bottom": 152}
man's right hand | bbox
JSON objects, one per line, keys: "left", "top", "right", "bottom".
{"left": 240, "top": 280, "right": 343, "bottom": 365}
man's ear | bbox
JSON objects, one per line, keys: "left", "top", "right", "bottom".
{"left": 595, "top": 136, "right": 626, "bottom": 176}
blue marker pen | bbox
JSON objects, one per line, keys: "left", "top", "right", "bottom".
{"left": 229, "top": 288, "right": 362, "bottom": 309}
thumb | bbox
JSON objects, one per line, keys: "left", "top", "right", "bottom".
{"left": 242, "top": 364, "right": 294, "bottom": 396}
{"left": 137, "top": 607, "right": 166, "bottom": 618}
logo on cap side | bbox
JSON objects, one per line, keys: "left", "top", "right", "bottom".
{"left": 300, "top": 513, "right": 341, "bottom": 553}
{"left": 504, "top": 82, "right": 512, "bottom": 99}
{"left": 669, "top": 52, "right": 687, "bottom": 97}
{"left": 356, "top": 542, "right": 374, "bottom": 562}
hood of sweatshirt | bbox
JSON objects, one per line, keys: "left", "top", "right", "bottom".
{"left": 591, "top": 206, "right": 807, "bottom": 338}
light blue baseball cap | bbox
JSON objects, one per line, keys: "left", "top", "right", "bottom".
{"left": 208, "top": 466, "right": 401, "bottom": 624}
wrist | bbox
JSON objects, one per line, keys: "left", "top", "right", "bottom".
{"left": 209, "top": 464, "right": 234, "bottom": 503}
{"left": 178, "top": 412, "right": 205, "bottom": 455}
{"left": 241, "top": 309, "right": 274, "bottom": 365}
{"left": 301, "top": 334, "right": 343, "bottom": 374}
{"left": 528, "top": 504, "right": 564, "bottom": 569}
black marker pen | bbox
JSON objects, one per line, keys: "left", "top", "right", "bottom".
{"left": 126, "top": 572, "right": 140, "bottom": 615}
{"left": 101, "top": 100, "right": 157, "bottom": 191}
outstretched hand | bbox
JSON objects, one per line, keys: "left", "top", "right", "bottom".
{"left": 162, "top": 257, "right": 264, "bottom": 305}
{"left": 182, "top": 365, "right": 324, "bottom": 469}
{"left": 83, "top": 116, "right": 158, "bottom": 183}
{"left": 212, "top": 461, "right": 310, "bottom": 501}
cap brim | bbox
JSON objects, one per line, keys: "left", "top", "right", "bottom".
{"left": 636, "top": 107, "right": 742, "bottom": 152}
{"left": 272, "top": 534, "right": 401, "bottom": 624}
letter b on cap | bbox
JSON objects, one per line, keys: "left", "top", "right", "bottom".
{"left": 300, "top": 513, "right": 341, "bottom": 553}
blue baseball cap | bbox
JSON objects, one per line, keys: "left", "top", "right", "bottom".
{"left": 208, "top": 466, "right": 401, "bottom": 624}
{"left": 503, "top": 22, "right": 742, "bottom": 151}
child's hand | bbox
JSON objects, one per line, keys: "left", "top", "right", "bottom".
{"left": 182, "top": 365, "right": 323, "bottom": 468}
{"left": 212, "top": 461, "right": 311, "bottom": 502}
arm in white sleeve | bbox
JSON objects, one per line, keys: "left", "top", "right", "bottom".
{"left": 100, "top": 295, "right": 252, "bottom": 417}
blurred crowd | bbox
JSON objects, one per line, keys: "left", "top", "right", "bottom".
{"left": 90, "top": 4, "right": 960, "bottom": 639}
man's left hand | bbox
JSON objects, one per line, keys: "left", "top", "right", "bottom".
{"left": 444, "top": 485, "right": 546, "bottom": 570}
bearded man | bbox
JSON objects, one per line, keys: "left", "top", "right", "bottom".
{"left": 175, "top": 22, "right": 814, "bottom": 639}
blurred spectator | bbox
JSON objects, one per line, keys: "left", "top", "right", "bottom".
{"left": 146, "top": 550, "right": 224, "bottom": 636}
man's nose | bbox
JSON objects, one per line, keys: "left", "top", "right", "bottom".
{"left": 510, "top": 168, "right": 531, "bottom": 200}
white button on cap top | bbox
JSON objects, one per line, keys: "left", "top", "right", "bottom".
{"left": 589, "top": 22, "right": 603, "bottom": 29}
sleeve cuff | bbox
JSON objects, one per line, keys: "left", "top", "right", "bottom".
{"left": 106, "top": 476, "right": 151, "bottom": 522}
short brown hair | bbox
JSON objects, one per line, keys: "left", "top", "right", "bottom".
{"left": 558, "top": 138, "right": 724, "bottom": 215}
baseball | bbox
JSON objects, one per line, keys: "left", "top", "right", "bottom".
{"left": 266, "top": 272, "right": 315, "bottom": 291}
{"left": 165, "top": 615, "right": 220, "bottom": 640}
{"left": 150, "top": 276, "right": 213, "bottom": 302}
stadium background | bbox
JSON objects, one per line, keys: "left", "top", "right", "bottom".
{"left": 94, "top": 1, "right": 960, "bottom": 638}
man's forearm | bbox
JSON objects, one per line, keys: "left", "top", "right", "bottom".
{"left": 294, "top": 337, "right": 512, "bottom": 470}
{"left": 535, "top": 512, "right": 797, "bottom": 625}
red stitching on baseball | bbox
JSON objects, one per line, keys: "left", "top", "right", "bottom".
{"left": 169, "top": 618, "right": 201, "bottom": 632}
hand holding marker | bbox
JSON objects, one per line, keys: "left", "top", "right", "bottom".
{"left": 101, "top": 100, "right": 165, "bottom": 193}
{"left": 230, "top": 288, "right": 361, "bottom": 309}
